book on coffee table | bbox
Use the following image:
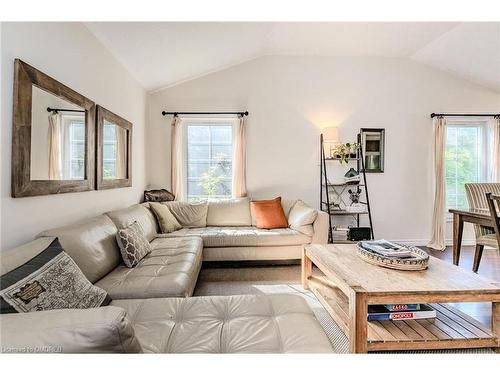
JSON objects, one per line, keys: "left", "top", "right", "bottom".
{"left": 368, "top": 304, "right": 436, "bottom": 321}
{"left": 384, "top": 304, "right": 420, "bottom": 311}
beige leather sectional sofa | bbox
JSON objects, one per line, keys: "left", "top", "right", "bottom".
{"left": 0, "top": 199, "right": 333, "bottom": 353}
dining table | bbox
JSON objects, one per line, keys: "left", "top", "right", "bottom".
{"left": 448, "top": 208, "right": 495, "bottom": 265}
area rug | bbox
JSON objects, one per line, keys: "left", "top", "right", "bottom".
{"left": 194, "top": 266, "right": 494, "bottom": 354}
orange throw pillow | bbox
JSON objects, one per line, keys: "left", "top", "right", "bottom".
{"left": 250, "top": 197, "right": 288, "bottom": 229}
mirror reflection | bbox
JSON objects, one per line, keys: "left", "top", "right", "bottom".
{"left": 103, "top": 120, "right": 128, "bottom": 180}
{"left": 30, "top": 85, "right": 86, "bottom": 180}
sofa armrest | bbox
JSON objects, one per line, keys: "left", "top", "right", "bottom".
{"left": 311, "top": 210, "right": 329, "bottom": 244}
{"left": 0, "top": 306, "right": 142, "bottom": 353}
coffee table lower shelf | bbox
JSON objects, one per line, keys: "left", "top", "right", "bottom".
{"left": 308, "top": 276, "right": 498, "bottom": 352}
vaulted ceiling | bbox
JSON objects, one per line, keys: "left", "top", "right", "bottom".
{"left": 85, "top": 22, "right": 500, "bottom": 92}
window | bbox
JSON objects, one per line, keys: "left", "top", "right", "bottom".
{"left": 445, "top": 120, "right": 490, "bottom": 209}
{"left": 103, "top": 121, "right": 117, "bottom": 179}
{"left": 185, "top": 120, "right": 233, "bottom": 201}
{"left": 61, "top": 114, "right": 85, "bottom": 180}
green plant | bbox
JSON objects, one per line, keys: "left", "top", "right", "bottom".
{"left": 198, "top": 153, "right": 231, "bottom": 197}
{"left": 331, "top": 142, "right": 360, "bottom": 164}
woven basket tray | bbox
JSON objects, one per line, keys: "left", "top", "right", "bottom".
{"left": 356, "top": 243, "right": 429, "bottom": 271}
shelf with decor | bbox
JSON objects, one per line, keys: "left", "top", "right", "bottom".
{"left": 322, "top": 183, "right": 365, "bottom": 187}
{"left": 319, "top": 129, "right": 374, "bottom": 243}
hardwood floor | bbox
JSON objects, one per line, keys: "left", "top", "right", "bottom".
{"left": 426, "top": 245, "right": 499, "bottom": 326}
{"left": 427, "top": 245, "right": 499, "bottom": 280}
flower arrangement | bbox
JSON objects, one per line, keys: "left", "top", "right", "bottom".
{"left": 331, "top": 142, "right": 360, "bottom": 164}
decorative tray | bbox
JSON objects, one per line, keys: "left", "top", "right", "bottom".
{"left": 356, "top": 243, "right": 429, "bottom": 271}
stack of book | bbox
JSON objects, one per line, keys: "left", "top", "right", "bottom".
{"left": 367, "top": 304, "right": 436, "bottom": 321}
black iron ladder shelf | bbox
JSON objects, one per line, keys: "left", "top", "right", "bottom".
{"left": 320, "top": 133, "right": 374, "bottom": 243}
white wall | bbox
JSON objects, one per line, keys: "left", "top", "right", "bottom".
{"left": 148, "top": 55, "right": 500, "bottom": 244}
{"left": 1, "top": 23, "right": 147, "bottom": 250}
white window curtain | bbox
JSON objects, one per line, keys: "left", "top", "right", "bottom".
{"left": 116, "top": 127, "right": 127, "bottom": 179}
{"left": 491, "top": 116, "right": 500, "bottom": 182}
{"left": 47, "top": 113, "right": 62, "bottom": 180}
{"left": 232, "top": 115, "right": 247, "bottom": 197}
{"left": 428, "top": 116, "right": 447, "bottom": 251}
{"left": 171, "top": 116, "right": 186, "bottom": 201}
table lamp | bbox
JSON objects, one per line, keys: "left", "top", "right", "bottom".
{"left": 322, "top": 127, "right": 339, "bottom": 158}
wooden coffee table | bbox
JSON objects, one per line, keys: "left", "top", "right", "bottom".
{"left": 302, "top": 244, "right": 500, "bottom": 353}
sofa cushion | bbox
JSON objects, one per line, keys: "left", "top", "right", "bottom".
{"left": 162, "top": 201, "right": 208, "bottom": 228}
{"left": 0, "top": 306, "right": 142, "bottom": 353}
{"left": 111, "top": 294, "right": 333, "bottom": 353}
{"left": 163, "top": 226, "right": 311, "bottom": 248}
{"left": 106, "top": 204, "right": 159, "bottom": 242}
{"left": 37, "top": 215, "right": 121, "bottom": 284}
{"left": 95, "top": 237, "right": 203, "bottom": 299}
{"left": 1, "top": 238, "right": 110, "bottom": 314}
{"left": 149, "top": 202, "right": 182, "bottom": 233}
{"left": 1, "top": 237, "right": 56, "bottom": 276}
{"left": 288, "top": 200, "right": 318, "bottom": 236}
{"left": 116, "top": 222, "right": 152, "bottom": 268}
{"left": 206, "top": 198, "right": 252, "bottom": 226}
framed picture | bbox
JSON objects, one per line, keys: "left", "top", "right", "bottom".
{"left": 360, "top": 128, "right": 385, "bottom": 173}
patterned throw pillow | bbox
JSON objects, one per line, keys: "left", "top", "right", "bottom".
{"left": 0, "top": 238, "right": 110, "bottom": 314}
{"left": 116, "top": 221, "right": 152, "bottom": 268}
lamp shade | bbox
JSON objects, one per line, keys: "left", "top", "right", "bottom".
{"left": 322, "top": 127, "right": 339, "bottom": 142}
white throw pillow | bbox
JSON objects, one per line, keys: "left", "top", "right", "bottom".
{"left": 288, "top": 200, "right": 318, "bottom": 236}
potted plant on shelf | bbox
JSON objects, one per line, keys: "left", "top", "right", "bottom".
{"left": 331, "top": 142, "right": 360, "bottom": 164}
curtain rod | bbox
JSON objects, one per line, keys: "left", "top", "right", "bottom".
{"left": 162, "top": 111, "right": 248, "bottom": 117}
{"left": 430, "top": 112, "right": 499, "bottom": 118}
{"left": 47, "top": 107, "right": 85, "bottom": 113}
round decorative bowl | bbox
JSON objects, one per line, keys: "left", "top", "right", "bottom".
{"left": 356, "top": 243, "right": 429, "bottom": 271}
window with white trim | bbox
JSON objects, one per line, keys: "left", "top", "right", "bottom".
{"left": 185, "top": 119, "right": 233, "bottom": 201}
{"left": 445, "top": 119, "right": 491, "bottom": 210}
{"left": 61, "top": 114, "right": 85, "bottom": 180}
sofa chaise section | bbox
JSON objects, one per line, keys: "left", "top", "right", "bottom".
{"left": 111, "top": 294, "right": 334, "bottom": 353}
{"left": 95, "top": 236, "right": 203, "bottom": 299}
{"left": 0, "top": 292, "right": 334, "bottom": 353}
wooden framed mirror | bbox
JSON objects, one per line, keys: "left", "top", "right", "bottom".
{"left": 96, "top": 105, "right": 132, "bottom": 190}
{"left": 360, "top": 128, "right": 385, "bottom": 173}
{"left": 12, "top": 59, "right": 96, "bottom": 197}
